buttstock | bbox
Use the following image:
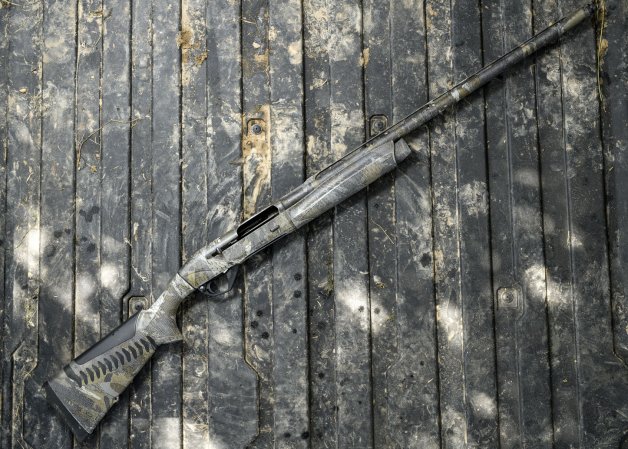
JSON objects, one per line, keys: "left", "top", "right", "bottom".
{"left": 44, "top": 312, "right": 159, "bottom": 441}
{"left": 45, "top": 274, "right": 193, "bottom": 441}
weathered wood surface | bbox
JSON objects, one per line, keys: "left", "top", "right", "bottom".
{"left": 1, "top": 0, "right": 627, "bottom": 448}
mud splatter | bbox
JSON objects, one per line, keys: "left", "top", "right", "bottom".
{"left": 176, "top": 29, "right": 193, "bottom": 49}
{"left": 194, "top": 51, "right": 208, "bottom": 66}
{"left": 458, "top": 181, "right": 488, "bottom": 217}
{"left": 360, "top": 47, "right": 370, "bottom": 67}
{"left": 242, "top": 105, "right": 272, "bottom": 218}
{"left": 288, "top": 40, "right": 302, "bottom": 65}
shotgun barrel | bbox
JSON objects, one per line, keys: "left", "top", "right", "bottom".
{"left": 272, "top": 2, "right": 595, "bottom": 212}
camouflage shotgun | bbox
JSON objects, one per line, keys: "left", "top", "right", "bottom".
{"left": 45, "top": 3, "right": 596, "bottom": 441}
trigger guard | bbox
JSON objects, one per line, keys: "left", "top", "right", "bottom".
{"left": 198, "top": 265, "right": 239, "bottom": 300}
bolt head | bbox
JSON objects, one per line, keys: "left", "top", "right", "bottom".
{"left": 251, "top": 123, "right": 263, "bottom": 135}
{"left": 369, "top": 115, "right": 388, "bottom": 136}
{"left": 497, "top": 287, "right": 518, "bottom": 308}
{"left": 128, "top": 296, "right": 148, "bottom": 314}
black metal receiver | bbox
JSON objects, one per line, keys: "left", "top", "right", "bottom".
{"left": 44, "top": 3, "right": 595, "bottom": 441}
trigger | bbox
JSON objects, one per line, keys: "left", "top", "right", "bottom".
{"left": 198, "top": 265, "right": 240, "bottom": 299}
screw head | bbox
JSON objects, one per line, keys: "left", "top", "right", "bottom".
{"left": 497, "top": 287, "right": 518, "bottom": 308}
{"left": 128, "top": 296, "right": 148, "bottom": 314}
{"left": 369, "top": 115, "right": 388, "bottom": 136}
{"left": 251, "top": 123, "right": 263, "bottom": 135}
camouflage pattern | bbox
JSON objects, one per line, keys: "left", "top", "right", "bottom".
{"left": 45, "top": 274, "right": 194, "bottom": 440}
{"left": 45, "top": 333, "right": 157, "bottom": 440}
{"left": 44, "top": 3, "right": 595, "bottom": 441}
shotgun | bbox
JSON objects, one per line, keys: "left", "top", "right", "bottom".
{"left": 44, "top": 3, "right": 596, "bottom": 441}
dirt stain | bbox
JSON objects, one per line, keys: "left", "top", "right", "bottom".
{"left": 176, "top": 29, "right": 193, "bottom": 50}
{"left": 194, "top": 51, "right": 208, "bottom": 66}
{"left": 360, "top": 47, "right": 370, "bottom": 67}
{"left": 242, "top": 105, "right": 272, "bottom": 218}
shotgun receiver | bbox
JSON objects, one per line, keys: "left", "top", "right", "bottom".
{"left": 45, "top": 4, "right": 595, "bottom": 441}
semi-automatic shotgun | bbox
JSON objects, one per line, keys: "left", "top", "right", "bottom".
{"left": 45, "top": 3, "right": 596, "bottom": 440}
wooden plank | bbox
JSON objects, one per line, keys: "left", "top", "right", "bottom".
{"left": 327, "top": 0, "right": 372, "bottom": 446}
{"left": 361, "top": 1, "right": 396, "bottom": 446}
{"left": 150, "top": 0, "right": 182, "bottom": 446}
{"left": 180, "top": 0, "right": 210, "bottom": 447}
{"left": 450, "top": 1, "right": 497, "bottom": 445}
{"left": 482, "top": 1, "right": 552, "bottom": 447}
{"left": 533, "top": 2, "right": 580, "bottom": 446}
{"left": 304, "top": 1, "right": 372, "bottom": 447}
{"left": 302, "top": 0, "right": 337, "bottom": 445}
{"left": 363, "top": 0, "right": 392, "bottom": 127}
{"left": 302, "top": 1, "right": 373, "bottom": 445}
{"left": 99, "top": 0, "right": 132, "bottom": 446}
{"left": 554, "top": 1, "right": 628, "bottom": 447}
{"left": 74, "top": 0, "right": 102, "bottom": 377}
{"left": 129, "top": 0, "right": 153, "bottom": 446}
{"left": 427, "top": 0, "right": 498, "bottom": 446}
{"left": 267, "top": 0, "right": 309, "bottom": 446}
{"left": 601, "top": 0, "right": 628, "bottom": 364}
{"left": 204, "top": 0, "right": 258, "bottom": 445}
{"left": 240, "top": 0, "right": 274, "bottom": 446}
{"left": 537, "top": 2, "right": 628, "bottom": 447}
{"left": 2, "top": 0, "right": 44, "bottom": 447}
{"left": 425, "top": 2, "right": 466, "bottom": 444}
{"left": 0, "top": 4, "right": 9, "bottom": 445}
{"left": 387, "top": 0, "right": 440, "bottom": 447}
{"left": 22, "top": 0, "right": 76, "bottom": 447}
